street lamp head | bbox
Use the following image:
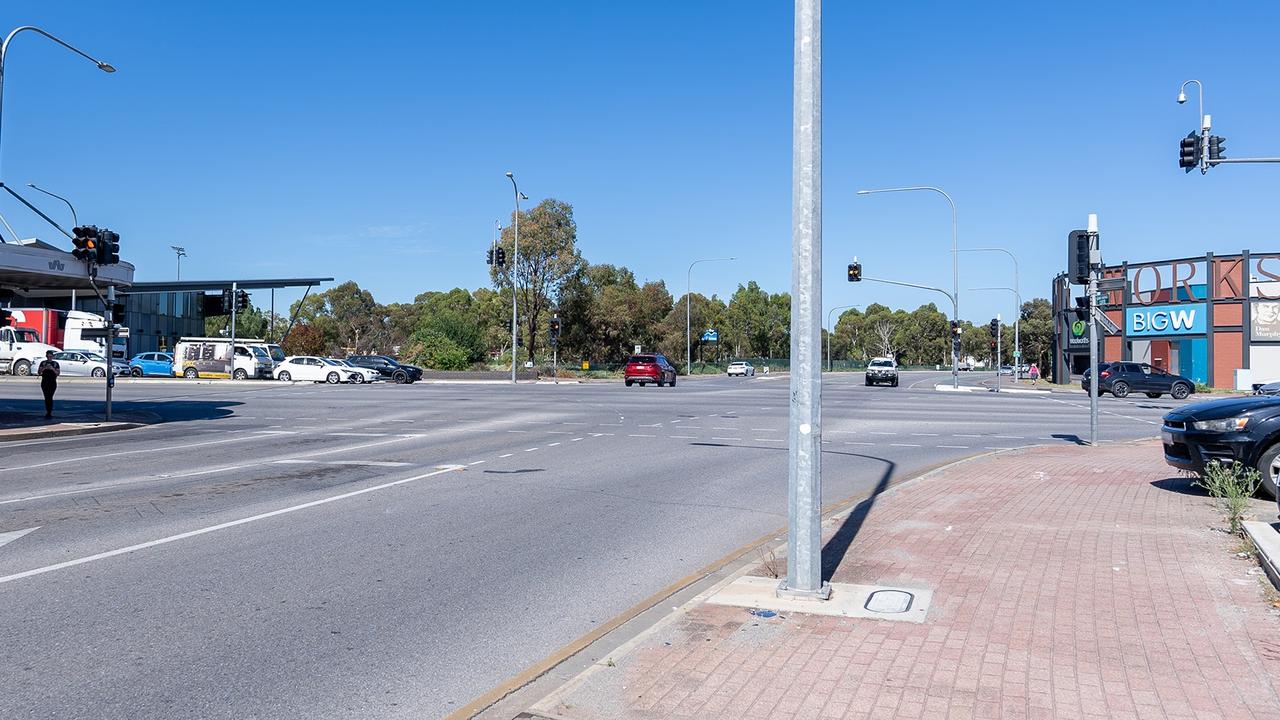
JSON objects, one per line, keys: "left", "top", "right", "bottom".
{"left": 856, "top": 190, "right": 872, "bottom": 195}
{"left": 97, "top": 62, "right": 116, "bottom": 73}
{"left": 504, "top": 172, "right": 514, "bottom": 178}
{"left": 1176, "top": 90, "right": 1187, "bottom": 104}
{"left": 519, "top": 192, "right": 528, "bottom": 200}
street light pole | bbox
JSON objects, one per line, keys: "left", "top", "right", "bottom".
{"left": 969, "top": 286, "right": 1021, "bottom": 375}
{"left": 170, "top": 245, "right": 186, "bottom": 281}
{"left": 26, "top": 182, "right": 78, "bottom": 227}
{"left": 0, "top": 26, "right": 115, "bottom": 177}
{"left": 686, "top": 256, "right": 734, "bottom": 375}
{"left": 857, "top": 186, "right": 959, "bottom": 388}
{"left": 825, "top": 304, "right": 858, "bottom": 372}
{"left": 504, "top": 172, "right": 526, "bottom": 384}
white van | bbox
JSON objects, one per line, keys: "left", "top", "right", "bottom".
{"left": 173, "top": 337, "right": 273, "bottom": 379}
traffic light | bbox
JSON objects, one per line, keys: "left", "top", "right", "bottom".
{"left": 221, "top": 289, "right": 233, "bottom": 314}
{"left": 97, "top": 229, "right": 120, "bottom": 265}
{"left": 1179, "top": 131, "right": 1201, "bottom": 172}
{"left": 950, "top": 320, "right": 962, "bottom": 338}
{"left": 988, "top": 319, "right": 999, "bottom": 336}
{"left": 1208, "top": 135, "right": 1226, "bottom": 162}
{"left": 1067, "top": 229, "right": 1092, "bottom": 285}
{"left": 495, "top": 247, "right": 506, "bottom": 267}
{"left": 1073, "top": 296, "right": 1090, "bottom": 320}
{"left": 847, "top": 261, "right": 862, "bottom": 282}
{"left": 72, "top": 225, "right": 99, "bottom": 263}
{"left": 111, "top": 301, "right": 126, "bottom": 321}
{"left": 235, "top": 289, "right": 250, "bottom": 312}
{"left": 486, "top": 248, "right": 495, "bottom": 265}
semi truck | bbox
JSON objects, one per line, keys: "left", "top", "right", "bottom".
{"left": 0, "top": 309, "right": 126, "bottom": 375}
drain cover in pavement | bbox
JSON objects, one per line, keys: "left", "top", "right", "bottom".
{"left": 865, "top": 589, "right": 914, "bottom": 614}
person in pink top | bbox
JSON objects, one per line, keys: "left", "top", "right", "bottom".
{"left": 1029, "top": 362, "right": 1040, "bottom": 385}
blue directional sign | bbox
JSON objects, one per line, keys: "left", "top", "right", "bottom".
{"left": 700, "top": 329, "right": 719, "bottom": 342}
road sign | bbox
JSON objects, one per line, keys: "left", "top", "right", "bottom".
{"left": 80, "top": 326, "right": 129, "bottom": 339}
{"left": 581, "top": 360, "right": 589, "bottom": 370}
{"left": 700, "top": 329, "right": 719, "bottom": 342}
{"left": 1013, "top": 350, "right": 1021, "bottom": 358}
{"left": 1096, "top": 277, "right": 1126, "bottom": 291}
{"left": 1094, "top": 308, "right": 1121, "bottom": 335}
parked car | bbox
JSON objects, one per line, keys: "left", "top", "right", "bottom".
{"left": 329, "top": 358, "right": 380, "bottom": 384}
{"left": 957, "top": 362, "right": 972, "bottom": 371}
{"left": 275, "top": 356, "right": 362, "bottom": 384}
{"left": 997, "top": 365, "right": 1014, "bottom": 376}
{"left": 1082, "top": 361, "right": 1194, "bottom": 399}
{"left": 624, "top": 354, "right": 677, "bottom": 387}
{"left": 727, "top": 361, "right": 755, "bottom": 377}
{"left": 865, "top": 357, "right": 899, "bottom": 387}
{"left": 129, "top": 352, "right": 174, "bottom": 377}
{"left": 346, "top": 355, "right": 422, "bottom": 384}
{"left": 1163, "top": 395, "right": 1280, "bottom": 498}
{"left": 52, "top": 350, "right": 130, "bottom": 377}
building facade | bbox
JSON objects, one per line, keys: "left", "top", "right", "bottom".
{"left": 1053, "top": 251, "right": 1280, "bottom": 389}
{"left": 23, "top": 290, "right": 205, "bottom": 355}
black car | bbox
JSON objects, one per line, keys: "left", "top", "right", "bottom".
{"left": 1081, "top": 361, "right": 1194, "bottom": 399}
{"left": 346, "top": 355, "right": 423, "bottom": 384}
{"left": 1163, "top": 395, "right": 1280, "bottom": 498}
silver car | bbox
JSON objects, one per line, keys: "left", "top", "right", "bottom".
{"left": 727, "top": 361, "right": 755, "bottom": 377}
{"left": 52, "top": 350, "right": 130, "bottom": 377}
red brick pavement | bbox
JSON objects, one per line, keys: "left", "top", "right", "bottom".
{"left": 534, "top": 441, "right": 1280, "bottom": 720}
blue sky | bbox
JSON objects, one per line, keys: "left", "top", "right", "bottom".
{"left": 2, "top": 2, "right": 1278, "bottom": 324}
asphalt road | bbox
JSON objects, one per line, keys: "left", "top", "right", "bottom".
{"left": 0, "top": 371, "right": 1184, "bottom": 719}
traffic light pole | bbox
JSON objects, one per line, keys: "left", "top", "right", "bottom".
{"left": 995, "top": 317, "right": 1002, "bottom": 393}
{"left": 1087, "top": 215, "right": 1100, "bottom": 447}
{"left": 84, "top": 275, "right": 113, "bottom": 421}
{"left": 230, "top": 281, "right": 237, "bottom": 381}
{"left": 860, "top": 276, "right": 958, "bottom": 375}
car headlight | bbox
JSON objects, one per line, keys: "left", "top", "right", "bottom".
{"left": 1190, "top": 417, "right": 1249, "bottom": 432}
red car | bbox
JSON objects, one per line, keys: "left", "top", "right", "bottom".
{"left": 624, "top": 354, "right": 677, "bottom": 387}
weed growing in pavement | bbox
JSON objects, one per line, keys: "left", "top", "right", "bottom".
{"left": 756, "top": 547, "right": 782, "bottom": 579}
{"left": 1195, "top": 460, "right": 1261, "bottom": 535}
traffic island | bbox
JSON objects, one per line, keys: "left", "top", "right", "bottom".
{"left": 0, "top": 407, "right": 158, "bottom": 441}
{"left": 523, "top": 440, "right": 1280, "bottom": 720}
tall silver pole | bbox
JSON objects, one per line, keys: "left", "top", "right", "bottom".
{"left": 105, "top": 285, "right": 114, "bottom": 420}
{"left": 506, "top": 173, "right": 521, "bottom": 384}
{"left": 780, "top": 0, "right": 827, "bottom": 601}
{"left": 230, "top": 282, "right": 238, "bottom": 381}
{"left": 1087, "top": 214, "right": 1100, "bottom": 445}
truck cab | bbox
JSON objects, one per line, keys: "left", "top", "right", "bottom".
{"left": 0, "top": 325, "right": 60, "bottom": 376}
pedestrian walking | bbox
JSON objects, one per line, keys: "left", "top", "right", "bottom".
{"left": 37, "top": 350, "right": 60, "bottom": 419}
{"left": 1029, "top": 362, "right": 1040, "bottom": 385}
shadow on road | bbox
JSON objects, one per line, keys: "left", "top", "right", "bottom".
{"left": 0, "top": 398, "right": 241, "bottom": 428}
{"left": 482, "top": 468, "right": 546, "bottom": 475}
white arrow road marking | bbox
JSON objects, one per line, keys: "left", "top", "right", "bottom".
{"left": 0, "top": 526, "right": 39, "bottom": 550}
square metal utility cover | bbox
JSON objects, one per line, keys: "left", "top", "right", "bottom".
{"left": 707, "top": 575, "right": 932, "bottom": 623}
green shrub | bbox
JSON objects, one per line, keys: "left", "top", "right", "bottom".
{"left": 1195, "top": 381, "right": 1212, "bottom": 394}
{"left": 1195, "top": 460, "right": 1260, "bottom": 534}
{"left": 404, "top": 331, "right": 470, "bottom": 371}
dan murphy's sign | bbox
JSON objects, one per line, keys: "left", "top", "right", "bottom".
{"left": 1125, "top": 303, "right": 1206, "bottom": 337}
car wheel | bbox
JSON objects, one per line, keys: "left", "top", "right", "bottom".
{"left": 1145, "top": 392, "right": 1161, "bottom": 399}
{"left": 131, "top": 367, "right": 143, "bottom": 377}
{"left": 1171, "top": 382, "right": 1191, "bottom": 400}
{"left": 326, "top": 371, "right": 341, "bottom": 384}
{"left": 278, "top": 370, "right": 291, "bottom": 382}
{"left": 670, "top": 375, "right": 677, "bottom": 387}
{"left": 92, "top": 367, "right": 106, "bottom": 378}
{"left": 1111, "top": 380, "right": 1130, "bottom": 398}
{"left": 184, "top": 367, "right": 199, "bottom": 379}
{"left": 233, "top": 369, "right": 248, "bottom": 380}
{"left": 13, "top": 360, "right": 31, "bottom": 376}
{"left": 350, "top": 373, "right": 364, "bottom": 384}
{"left": 625, "top": 379, "right": 633, "bottom": 387}
{"left": 865, "top": 378, "right": 872, "bottom": 386}
{"left": 1256, "top": 444, "right": 1280, "bottom": 498}
{"left": 891, "top": 379, "right": 899, "bottom": 387}
{"left": 394, "top": 371, "right": 408, "bottom": 384}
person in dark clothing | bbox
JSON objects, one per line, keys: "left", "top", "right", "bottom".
{"left": 37, "top": 350, "right": 60, "bottom": 419}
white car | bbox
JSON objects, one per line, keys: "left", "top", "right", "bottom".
{"left": 51, "top": 350, "right": 131, "bottom": 377}
{"left": 274, "top": 355, "right": 363, "bottom": 384}
{"left": 727, "top": 361, "right": 756, "bottom": 377}
{"left": 328, "top": 358, "right": 380, "bottom": 384}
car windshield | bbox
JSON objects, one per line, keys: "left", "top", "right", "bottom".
{"left": 267, "top": 345, "right": 286, "bottom": 362}
{"left": 319, "top": 358, "right": 340, "bottom": 366}
{"left": 83, "top": 353, "right": 106, "bottom": 363}
{"left": 250, "top": 347, "right": 270, "bottom": 359}
{"left": 11, "top": 328, "right": 41, "bottom": 343}
{"left": 869, "top": 360, "right": 893, "bottom": 367}
{"left": 629, "top": 355, "right": 656, "bottom": 364}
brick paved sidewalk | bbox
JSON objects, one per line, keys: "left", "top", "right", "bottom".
{"left": 530, "top": 441, "right": 1280, "bottom": 720}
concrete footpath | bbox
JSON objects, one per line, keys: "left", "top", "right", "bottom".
{"left": 526, "top": 441, "right": 1280, "bottom": 720}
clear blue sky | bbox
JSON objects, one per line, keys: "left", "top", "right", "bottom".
{"left": 2, "top": 2, "right": 1278, "bottom": 323}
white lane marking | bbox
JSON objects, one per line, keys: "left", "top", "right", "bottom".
{"left": 910, "top": 433, "right": 940, "bottom": 437}
{"left": 0, "top": 466, "right": 465, "bottom": 586}
{"left": 639, "top": 423, "right": 662, "bottom": 427}
{"left": 561, "top": 422, "right": 589, "bottom": 426}
{"left": 754, "top": 438, "right": 784, "bottom": 442}
{"left": 992, "top": 435, "right": 1024, "bottom": 439}
{"left": 469, "top": 461, "right": 485, "bottom": 466}
{"left": 546, "top": 431, "right": 572, "bottom": 435}
{"left": 254, "top": 430, "right": 299, "bottom": 435}
{"left": 628, "top": 434, "right": 656, "bottom": 438}
{"left": 570, "top": 438, "right": 584, "bottom": 442}
{"left": 890, "top": 443, "right": 921, "bottom": 447}
{"left": 327, "top": 460, "right": 413, "bottom": 467}
{"left": 670, "top": 435, "right": 697, "bottom": 439}
{"left": 295, "top": 417, "right": 318, "bottom": 420}
{"left": 712, "top": 426, "right": 736, "bottom": 430}
{"left": 848, "top": 442, "right": 875, "bottom": 446}
{"left": 0, "top": 526, "right": 40, "bottom": 550}
{"left": 499, "top": 453, "right": 514, "bottom": 458}
{"left": 326, "top": 432, "right": 387, "bottom": 437}
{"left": 274, "top": 459, "right": 317, "bottom": 464}
{"left": 506, "top": 430, "right": 529, "bottom": 433}
{"left": 869, "top": 432, "right": 896, "bottom": 436}
{"left": 682, "top": 426, "right": 703, "bottom": 429}
{"left": 0, "top": 433, "right": 269, "bottom": 473}
{"left": 937, "top": 445, "right": 970, "bottom": 449}
{"left": 711, "top": 437, "right": 742, "bottom": 441}
{"left": 954, "top": 434, "right": 983, "bottom": 438}
{"left": 751, "top": 428, "right": 776, "bottom": 432}
{"left": 669, "top": 420, "right": 682, "bottom": 424}
{"left": 548, "top": 442, "right": 562, "bottom": 447}
{"left": 524, "top": 448, "right": 538, "bottom": 452}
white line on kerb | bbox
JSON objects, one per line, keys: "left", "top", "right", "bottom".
{"left": 0, "top": 465, "right": 465, "bottom": 586}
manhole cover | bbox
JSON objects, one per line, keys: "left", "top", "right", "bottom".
{"left": 865, "top": 589, "right": 914, "bottom": 614}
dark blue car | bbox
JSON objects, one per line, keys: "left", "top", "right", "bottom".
{"left": 129, "top": 352, "right": 174, "bottom": 377}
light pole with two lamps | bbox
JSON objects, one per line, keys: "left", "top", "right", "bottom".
{"left": 959, "top": 246, "right": 1020, "bottom": 375}
{"left": 171, "top": 246, "right": 187, "bottom": 281}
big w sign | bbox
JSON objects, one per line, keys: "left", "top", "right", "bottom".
{"left": 1125, "top": 304, "right": 1206, "bottom": 337}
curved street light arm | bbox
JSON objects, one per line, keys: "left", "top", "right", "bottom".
{"left": 686, "top": 256, "right": 735, "bottom": 374}
{"left": 26, "top": 182, "right": 77, "bottom": 227}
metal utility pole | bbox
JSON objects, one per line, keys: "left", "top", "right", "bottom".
{"left": 686, "top": 257, "right": 734, "bottom": 375}
{"left": 1087, "top": 214, "right": 1100, "bottom": 446}
{"left": 171, "top": 245, "right": 186, "bottom": 280}
{"left": 84, "top": 275, "right": 113, "bottom": 420}
{"left": 779, "top": 0, "right": 828, "bottom": 602}
{"left": 960, "top": 247, "right": 1020, "bottom": 376}
{"left": 230, "top": 281, "right": 238, "bottom": 381}
{"left": 505, "top": 172, "right": 525, "bottom": 384}
{"left": 994, "top": 315, "right": 1002, "bottom": 393}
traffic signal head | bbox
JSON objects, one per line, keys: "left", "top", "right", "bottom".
{"left": 495, "top": 247, "right": 506, "bottom": 267}
{"left": 989, "top": 319, "right": 999, "bottom": 336}
{"left": 97, "top": 229, "right": 120, "bottom": 265}
{"left": 847, "top": 261, "right": 862, "bottom": 282}
{"left": 1067, "top": 229, "right": 1093, "bottom": 285}
{"left": 549, "top": 317, "right": 561, "bottom": 335}
{"left": 221, "top": 289, "right": 233, "bottom": 314}
{"left": 950, "top": 320, "right": 961, "bottom": 337}
{"left": 72, "top": 225, "right": 99, "bottom": 263}
{"left": 486, "top": 248, "right": 495, "bottom": 265}
{"left": 1208, "top": 135, "right": 1226, "bottom": 161}
{"left": 1179, "top": 131, "right": 1201, "bottom": 173}
{"left": 1073, "top": 296, "right": 1089, "bottom": 320}
{"left": 235, "top": 289, "right": 249, "bottom": 312}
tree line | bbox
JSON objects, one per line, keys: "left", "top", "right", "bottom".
{"left": 203, "top": 198, "right": 1054, "bottom": 371}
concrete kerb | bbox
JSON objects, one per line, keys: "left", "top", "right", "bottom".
{"left": 466, "top": 445, "right": 1040, "bottom": 720}
{"left": 1244, "top": 520, "right": 1280, "bottom": 592}
{"left": 0, "top": 420, "right": 146, "bottom": 442}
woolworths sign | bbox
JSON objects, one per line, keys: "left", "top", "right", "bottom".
{"left": 1125, "top": 303, "right": 1206, "bottom": 337}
